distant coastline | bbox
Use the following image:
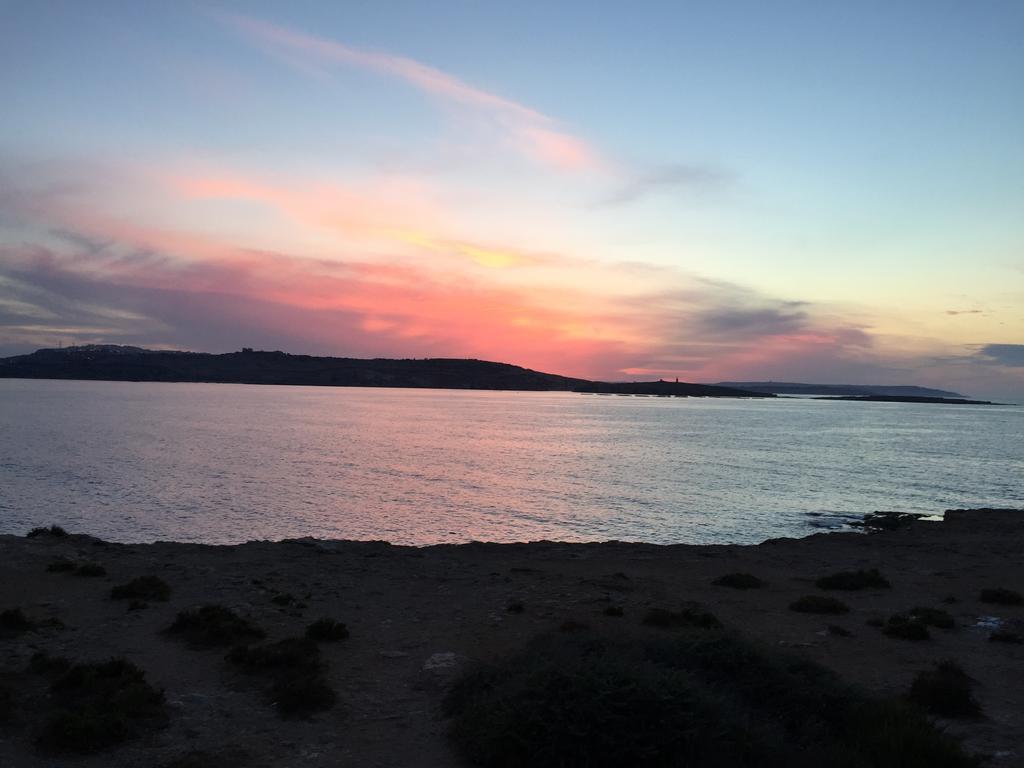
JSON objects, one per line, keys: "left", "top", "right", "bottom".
{"left": 1, "top": 345, "right": 988, "bottom": 403}
{"left": 0, "top": 345, "right": 768, "bottom": 398}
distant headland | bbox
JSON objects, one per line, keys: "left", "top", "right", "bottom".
{"left": 1, "top": 346, "right": 992, "bottom": 403}
{"left": 0, "top": 345, "right": 768, "bottom": 398}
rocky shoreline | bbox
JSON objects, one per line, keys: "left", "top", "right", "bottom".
{"left": 1, "top": 509, "right": 1022, "bottom": 766}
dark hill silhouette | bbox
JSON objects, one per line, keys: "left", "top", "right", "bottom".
{"left": 0, "top": 346, "right": 768, "bottom": 397}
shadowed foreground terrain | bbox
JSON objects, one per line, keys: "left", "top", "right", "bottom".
{"left": 1, "top": 510, "right": 1021, "bottom": 766}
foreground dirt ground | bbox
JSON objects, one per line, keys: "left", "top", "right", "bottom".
{"left": 1, "top": 509, "right": 1022, "bottom": 767}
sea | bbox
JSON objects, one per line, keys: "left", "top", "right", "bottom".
{"left": 1, "top": 379, "right": 1020, "bottom": 545}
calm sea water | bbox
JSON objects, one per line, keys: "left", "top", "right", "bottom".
{"left": 0, "top": 379, "right": 1020, "bottom": 545}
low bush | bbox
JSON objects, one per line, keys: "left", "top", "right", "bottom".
{"left": 0, "top": 683, "right": 13, "bottom": 722}
{"left": 270, "top": 674, "right": 337, "bottom": 718}
{"left": 271, "top": 593, "right": 296, "bottom": 607}
{"left": 111, "top": 576, "right": 171, "bottom": 602}
{"left": 790, "top": 596, "right": 849, "bottom": 615}
{"left": 989, "top": 630, "right": 1023, "bottom": 644}
{"left": 227, "top": 638, "right": 335, "bottom": 719}
{"left": 816, "top": 569, "right": 890, "bottom": 591}
{"left": 75, "top": 563, "right": 107, "bottom": 578}
{"left": 827, "top": 624, "right": 851, "bottom": 637}
{"left": 979, "top": 588, "right": 1022, "bottom": 606}
{"left": 38, "top": 657, "right": 166, "bottom": 753}
{"left": 29, "top": 651, "right": 72, "bottom": 675}
{"left": 907, "top": 661, "right": 980, "bottom": 718}
{"left": 166, "top": 605, "right": 265, "bottom": 648}
{"left": 0, "top": 607, "right": 32, "bottom": 632}
{"left": 506, "top": 599, "right": 525, "bottom": 614}
{"left": 712, "top": 572, "right": 765, "bottom": 589}
{"left": 602, "top": 605, "right": 624, "bottom": 617}
{"left": 908, "top": 607, "right": 956, "bottom": 629}
{"left": 305, "top": 618, "right": 349, "bottom": 642}
{"left": 882, "top": 615, "right": 930, "bottom": 641}
{"left": 444, "top": 628, "right": 977, "bottom": 767}
{"left": 46, "top": 558, "right": 77, "bottom": 573}
{"left": 642, "top": 604, "right": 721, "bottom": 629}
{"left": 27, "top": 525, "right": 69, "bottom": 538}
{"left": 227, "top": 638, "right": 322, "bottom": 676}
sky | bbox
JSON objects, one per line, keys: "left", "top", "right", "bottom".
{"left": 1, "top": 1, "right": 1022, "bottom": 399}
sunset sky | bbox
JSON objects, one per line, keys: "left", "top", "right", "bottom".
{"left": 1, "top": 1, "right": 1022, "bottom": 398}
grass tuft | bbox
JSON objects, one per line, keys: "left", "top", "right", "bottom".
{"left": 305, "top": 618, "right": 349, "bottom": 642}
{"left": 166, "top": 605, "right": 265, "bottom": 648}
{"left": 907, "top": 661, "right": 981, "bottom": 718}
{"left": 882, "top": 614, "right": 930, "bottom": 641}
{"left": 712, "top": 572, "right": 765, "bottom": 589}
{"left": 642, "top": 604, "right": 721, "bottom": 629}
{"left": 816, "top": 568, "right": 890, "bottom": 591}
{"left": 111, "top": 576, "right": 171, "bottom": 602}
{"left": 27, "top": 525, "right": 69, "bottom": 538}
{"left": 790, "top": 595, "right": 849, "bottom": 614}
{"left": 979, "top": 588, "right": 1022, "bottom": 606}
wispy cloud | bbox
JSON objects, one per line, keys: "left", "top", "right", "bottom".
{"left": 216, "top": 12, "right": 601, "bottom": 173}
{"left": 595, "top": 163, "right": 733, "bottom": 207}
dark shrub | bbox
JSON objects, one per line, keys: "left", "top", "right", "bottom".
{"left": 38, "top": 657, "right": 166, "bottom": 753}
{"left": 790, "top": 596, "right": 849, "bottom": 615}
{"left": 559, "top": 620, "right": 589, "bottom": 633}
{"left": 506, "top": 599, "right": 525, "bottom": 614}
{"left": 75, "top": 563, "right": 107, "bottom": 577}
{"left": 162, "top": 748, "right": 250, "bottom": 768}
{"left": 28, "top": 525, "right": 69, "bottom": 538}
{"left": 865, "top": 616, "right": 885, "bottom": 627}
{"left": 642, "top": 604, "right": 721, "bottom": 629}
{"left": 828, "top": 624, "right": 851, "bottom": 637}
{"left": 907, "top": 662, "right": 980, "bottom": 718}
{"left": 270, "top": 674, "right": 337, "bottom": 718}
{"left": 444, "top": 629, "right": 977, "bottom": 768}
{"left": 989, "top": 630, "right": 1023, "bottom": 644}
{"left": 305, "top": 618, "right": 349, "bottom": 642}
{"left": 271, "top": 593, "right": 296, "bottom": 607}
{"left": 166, "top": 605, "right": 265, "bottom": 648}
{"left": 228, "top": 638, "right": 335, "bottom": 719}
{"left": 713, "top": 572, "right": 765, "bottom": 589}
{"left": 0, "top": 684, "right": 13, "bottom": 722}
{"left": 602, "top": 605, "right": 624, "bottom": 617}
{"left": 980, "top": 588, "right": 1022, "bottom": 606}
{"left": 882, "top": 615, "right": 930, "bottom": 641}
{"left": 29, "top": 651, "right": 72, "bottom": 675}
{"left": 816, "top": 569, "right": 890, "bottom": 591}
{"left": 227, "top": 638, "right": 322, "bottom": 676}
{"left": 46, "top": 558, "right": 77, "bottom": 573}
{"left": 0, "top": 607, "right": 32, "bottom": 632}
{"left": 111, "top": 576, "right": 171, "bottom": 602}
{"left": 908, "top": 607, "right": 955, "bottom": 629}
